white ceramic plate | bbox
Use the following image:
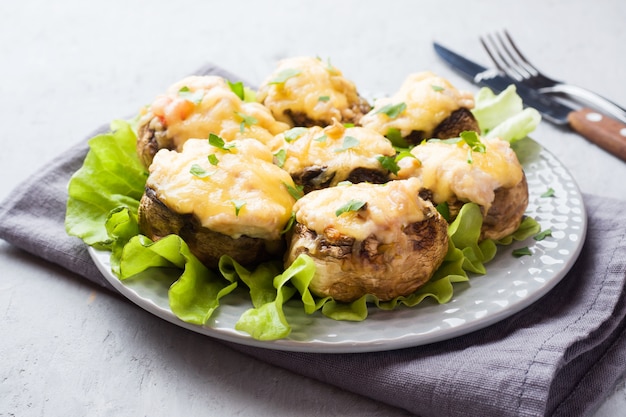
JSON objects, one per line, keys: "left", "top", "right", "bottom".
{"left": 90, "top": 138, "right": 586, "bottom": 353}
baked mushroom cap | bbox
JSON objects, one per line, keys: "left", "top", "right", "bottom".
{"left": 285, "top": 178, "right": 449, "bottom": 302}
{"left": 136, "top": 75, "right": 289, "bottom": 167}
{"left": 139, "top": 138, "right": 296, "bottom": 268}
{"left": 396, "top": 134, "right": 528, "bottom": 241}
{"left": 359, "top": 71, "right": 479, "bottom": 146}
{"left": 280, "top": 120, "right": 396, "bottom": 193}
{"left": 256, "top": 56, "right": 371, "bottom": 128}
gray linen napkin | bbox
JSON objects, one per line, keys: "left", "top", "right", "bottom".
{"left": 1, "top": 64, "right": 625, "bottom": 417}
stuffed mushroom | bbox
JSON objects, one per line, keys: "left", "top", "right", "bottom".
{"left": 395, "top": 133, "right": 528, "bottom": 241}
{"left": 280, "top": 120, "right": 396, "bottom": 193}
{"left": 136, "top": 75, "right": 289, "bottom": 167}
{"left": 284, "top": 178, "right": 449, "bottom": 302}
{"left": 256, "top": 56, "right": 371, "bottom": 128}
{"left": 359, "top": 71, "right": 479, "bottom": 146}
{"left": 138, "top": 137, "right": 297, "bottom": 268}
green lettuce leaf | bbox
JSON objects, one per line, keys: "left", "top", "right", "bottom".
{"left": 65, "top": 120, "right": 148, "bottom": 249}
{"left": 120, "top": 234, "right": 238, "bottom": 325}
{"left": 472, "top": 85, "right": 542, "bottom": 143}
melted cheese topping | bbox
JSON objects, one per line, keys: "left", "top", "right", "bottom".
{"left": 147, "top": 138, "right": 296, "bottom": 240}
{"left": 293, "top": 178, "right": 429, "bottom": 243}
{"left": 396, "top": 136, "right": 523, "bottom": 211}
{"left": 360, "top": 71, "right": 475, "bottom": 138}
{"left": 257, "top": 56, "right": 363, "bottom": 126}
{"left": 281, "top": 121, "right": 395, "bottom": 182}
{"left": 142, "top": 75, "right": 289, "bottom": 152}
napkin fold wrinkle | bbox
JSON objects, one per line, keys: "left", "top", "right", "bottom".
{"left": 1, "top": 63, "right": 625, "bottom": 417}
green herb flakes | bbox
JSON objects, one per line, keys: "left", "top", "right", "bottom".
{"left": 274, "top": 149, "right": 287, "bottom": 168}
{"left": 284, "top": 127, "right": 308, "bottom": 142}
{"left": 209, "top": 133, "right": 236, "bottom": 151}
{"left": 460, "top": 131, "right": 486, "bottom": 153}
{"left": 376, "top": 155, "right": 401, "bottom": 175}
{"left": 541, "top": 188, "right": 556, "bottom": 198}
{"left": 318, "top": 95, "right": 330, "bottom": 102}
{"left": 334, "top": 136, "right": 360, "bottom": 152}
{"left": 208, "top": 154, "right": 219, "bottom": 166}
{"left": 375, "top": 102, "right": 407, "bottom": 119}
{"left": 512, "top": 247, "right": 532, "bottom": 257}
{"left": 236, "top": 112, "right": 258, "bottom": 132}
{"left": 190, "top": 164, "right": 211, "bottom": 178}
{"left": 231, "top": 199, "right": 246, "bottom": 216}
{"left": 227, "top": 80, "right": 245, "bottom": 100}
{"left": 335, "top": 199, "right": 366, "bottom": 216}
{"left": 436, "top": 202, "right": 451, "bottom": 222}
{"left": 269, "top": 68, "right": 302, "bottom": 85}
{"left": 280, "top": 212, "right": 296, "bottom": 235}
{"left": 178, "top": 86, "right": 204, "bottom": 104}
{"left": 284, "top": 183, "right": 304, "bottom": 200}
{"left": 431, "top": 85, "right": 445, "bottom": 92}
{"left": 534, "top": 229, "right": 553, "bottom": 241}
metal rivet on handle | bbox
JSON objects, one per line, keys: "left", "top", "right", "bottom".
{"left": 586, "top": 112, "right": 603, "bottom": 122}
{"left": 620, "top": 128, "right": 626, "bottom": 137}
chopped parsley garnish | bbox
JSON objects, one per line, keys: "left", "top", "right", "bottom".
{"left": 376, "top": 155, "right": 401, "bottom": 175}
{"left": 534, "top": 229, "right": 553, "bottom": 241}
{"left": 178, "top": 86, "right": 204, "bottom": 104}
{"left": 460, "top": 131, "right": 486, "bottom": 153}
{"left": 396, "top": 150, "right": 417, "bottom": 162}
{"left": 227, "top": 80, "right": 245, "bottom": 100}
{"left": 208, "top": 133, "right": 236, "bottom": 151}
{"left": 342, "top": 123, "right": 355, "bottom": 128}
{"left": 318, "top": 95, "right": 330, "bottom": 102}
{"left": 386, "top": 127, "right": 409, "bottom": 148}
{"left": 284, "top": 183, "right": 304, "bottom": 200}
{"left": 334, "top": 136, "right": 360, "bottom": 152}
{"left": 541, "top": 187, "right": 556, "bottom": 198}
{"left": 431, "top": 84, "right": 445, "bottom": 92}
{"left": 231, "top": 199, "right": 246, "bottom": 216}
{"left": 284, "top": 127, "right": 308, "bottom": 142}
{"left": 236, "top": 112, "right": 258, "bottom": 132}
{"left": 436, "top": 202, "right": 451, "bottom": 222}
{"left": 335, "top": 199, "right": 367, "bottom": 216}
{"left": 274, "top": 149, "right": 287, "bottom": 167}
{"left": 190, "top": 164, "right": 211, "bottom": 178}
{"left": 280, "top": 212, "right": 296, "bottom": 235}
{"left": 377, "top": 151, "right": 417, "bottom": 175}
{"left": 269, "top": 68, "right": 302, "bottom": 85}
{"left": 512, "top": 247, "right": 532, "bottom": 257}
{"left": 208, "top": 154, "right": 219, "bottom": 166}
{"left": 374, "top": 102, "right": 407, "bottom": 118}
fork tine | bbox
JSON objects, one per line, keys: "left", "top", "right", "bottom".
{"left": 480, "top": 33, "right": 525, "bottom": 81}
{"left": 499, "top": 31, "right": 540, "bottom": 78}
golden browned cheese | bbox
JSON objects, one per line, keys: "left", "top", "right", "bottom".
{"left": 280, "top": 120, "right": 395, "bottom": 187}
{"left": 256, "top": 56, "right": 369, "bottom": 127}
{"left": 147, "top": 138, "right": 296, "bottom": 240}
{"left": 360, "top": 71, "right": 475, "bottom": 138}
{"left": 396, "top": 136, "right": 523, "bottom": 214}
{"left": 139, "top": 75, "right": 289, "bottom": 152}
{"left": 292, "top": 178, "right": 428, "bottom": 243}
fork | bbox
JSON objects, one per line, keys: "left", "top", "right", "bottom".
{"left": 480, "top": 30, "right": 626, "bottom": 123}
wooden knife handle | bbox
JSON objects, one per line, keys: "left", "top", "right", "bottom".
{"left": 567, "top": 107, "right": 626, "bottom": 162}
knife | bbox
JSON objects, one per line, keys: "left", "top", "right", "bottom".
{"left": 433, "top": 42, "right": 626, "bottom": 162}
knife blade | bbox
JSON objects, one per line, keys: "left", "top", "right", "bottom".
{"left": 433, "top": 42, "right": 626, "bottom": 162}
